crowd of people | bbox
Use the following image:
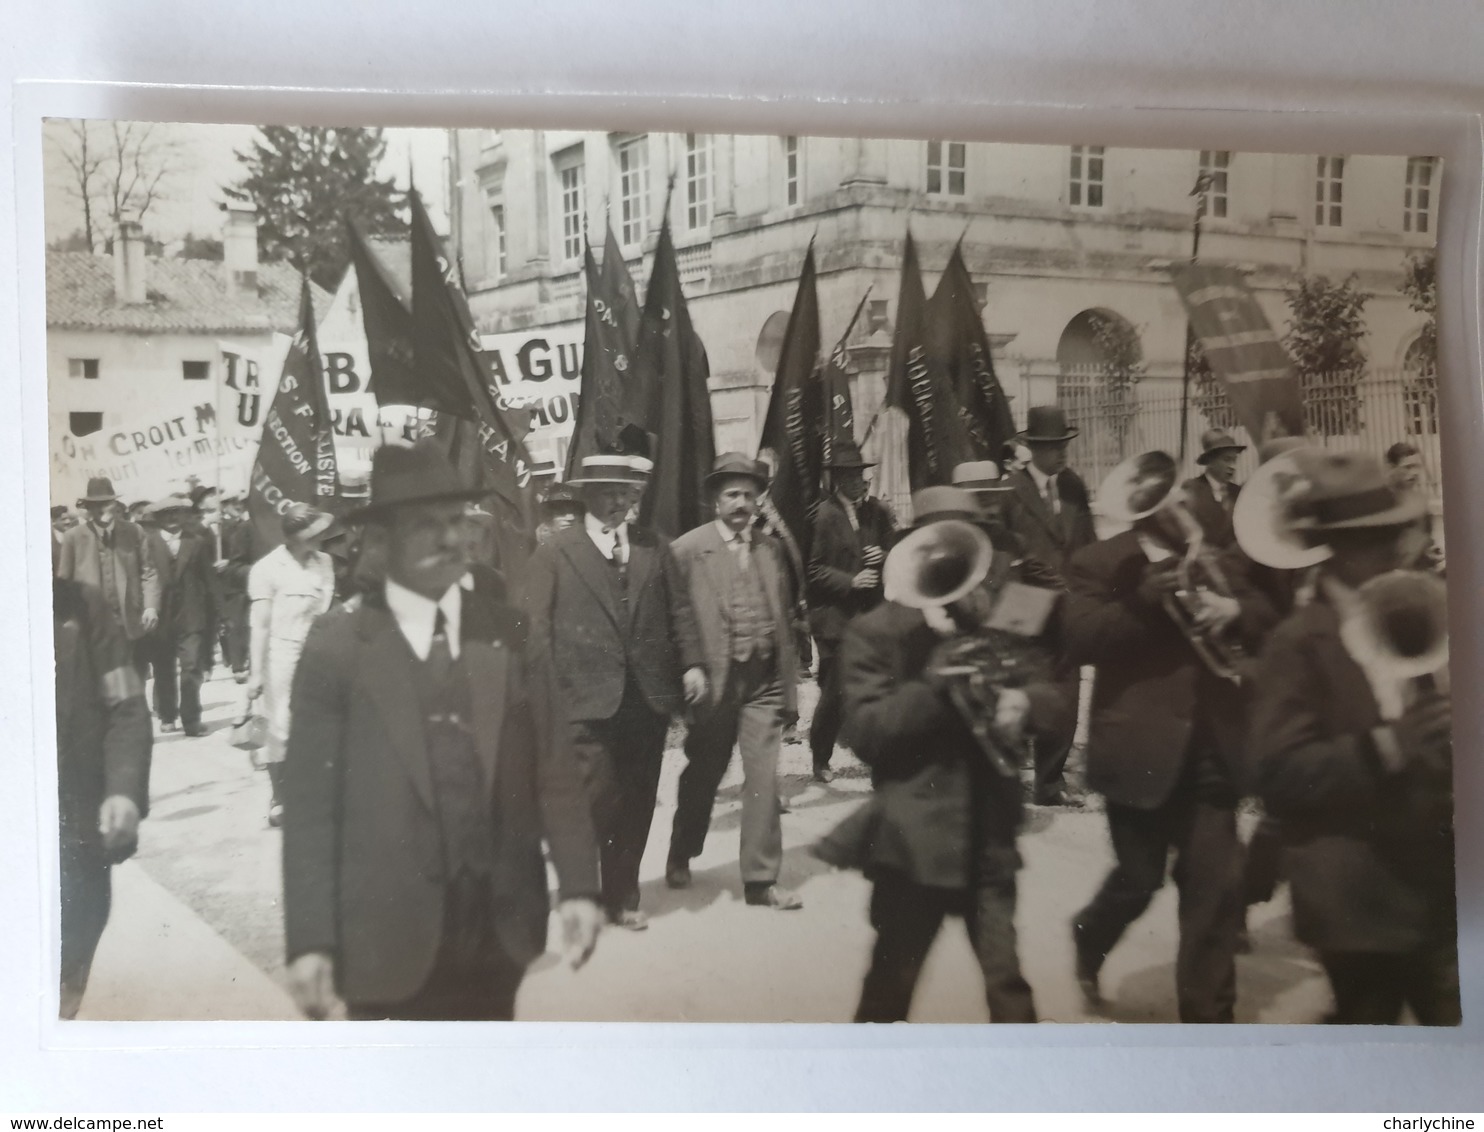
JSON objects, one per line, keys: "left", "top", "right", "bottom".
{"left": 52, "top": 411, "right": 1456, "bottom": 1026}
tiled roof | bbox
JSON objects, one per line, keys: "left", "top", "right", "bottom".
{"left": 47, "top": 252, "right": 333, "bottom": 335}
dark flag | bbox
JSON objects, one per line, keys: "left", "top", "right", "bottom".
{"left": 758, "top": 243, "right": 823, "bottom": 563}
{"left": 1170, "top": 262, "right": 1306, "bottom": 443}
{"left": 565, "top": 226, "right": 639, "bottom": 476}
{"left": 346, "top": 218, "right": 425, "bottom": 410}
{"left": 820, "top": 287, "right": 870, "bottom": 483}
{"left": 603, "top": 220, "right": 642, "bottom": 355}
{"left": 625, "top": 209, "right": 715, "bottom": 537}
{"left": 247, "top": 279, "right": 340, "bottom": 557}
{"left": 409, "top": 189, "right": 535, "bottom": 541}
{"left": 885, "top": 232, "right": 972, "bottom": 489}
{"left": 931, "top": 241, "right": 1017, "bottom": 462}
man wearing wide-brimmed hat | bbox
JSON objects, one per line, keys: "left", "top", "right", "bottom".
{"left": 281, "top": 440, "right": 601, "bottom": 1020}
{"left": 57, "top": 476, "right": 161, "bottom": 662}
{"left": 524, "top": 453, "right": 706, "bottom": 931}
{"left": 137, "top": 494, "right": 219, "bottom": 737}
{"left": 663, "top": 453, "right": 803, "bottom": 911}
{"left": 1246, "top": 449, "right": 1458, "bottom": 1025}
{"left": 804, "top": 439, "right": 896, "bottom": 783}
{"left": 1182, "top": 428, "right": 1248, "bottom": 550}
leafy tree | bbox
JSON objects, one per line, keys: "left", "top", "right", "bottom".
{"left": 1088, "top": 311, "right": 1145, "bottom": 454}
{"left": 1282, "top": 273, "right": 1370, "bottom": 436}
{"left": 1400, "top": 250, "right": 1437, "bottom": 372}
{"left": 228, "top": 126, "right": 407, "bottom": 289}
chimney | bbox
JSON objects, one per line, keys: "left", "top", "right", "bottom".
{"left": 223, "top": 203, "right": 259, "bottom": 298}
{"left": 113, "top": 220, "right": 147, "bottom": 305}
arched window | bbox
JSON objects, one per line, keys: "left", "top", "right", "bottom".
{"left": 1055, "top": 309, "right": 1144, "bottom": 479}
{"left": 1401, "top": 335, "right": 1438, "bottom": 436}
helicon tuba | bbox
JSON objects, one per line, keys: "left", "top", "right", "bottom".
{"left": 1338, "top": 568, "right": 1450, "bottom": 698}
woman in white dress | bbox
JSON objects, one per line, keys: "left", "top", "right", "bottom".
{"left": 247, "top": 505, "right": 337, "bottom": 827}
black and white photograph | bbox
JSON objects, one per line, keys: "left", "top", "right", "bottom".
{"left": 41, "top": 119, "right": 1457, "bottom": 1027}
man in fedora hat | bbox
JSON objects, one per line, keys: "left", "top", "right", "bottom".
{"left": 281, "top": 440, "right": 601, "bottom": 1021}
{"left": 138, "top": 494, "right": 219, "bottom": 736}
{"left": 57, "top": 477, "right": 161, "bottom": 668}
{"left": 535, "top": 483, "right": 585, "bottom": 546}
{"left": 663, "top": 453, "right": 803, "bottom": 910}
{"left": 1000, "top": 408, "right": 1096, "bottom": 806}
{"left": 1182, "top": 429, "right": 1248, "bottom": 550}
{"left": 805, "top": 439, "right": 896, "bottom": 783}
{"left": 1246, "top": 450, "right": 1458, "bottom": 1024}
{"left": 524, "top": 453, "right": 706, "bottom": 931}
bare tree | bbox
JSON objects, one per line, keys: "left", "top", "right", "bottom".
{"left": 46, "top": 119, "right": 183, "bottom": 250}
{"left": 51, "top": 120, "right": 108, "bottom": 250}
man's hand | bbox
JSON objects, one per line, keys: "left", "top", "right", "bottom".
{"left": 245, "top": 673, "right": 265, "bottom": 701}
{"left": 861, "top": 545, "right": 885, "bottom": 568}
{"left": 991, "top": 687, "right": 1032, "bottom": 740}
{"left": 139, "top": 608, "right": 159, "bottom": 633}
{"left": 287, "top": 952, "right": 338, "bottom": 1020}
{"left": 558, "top": 898, "right": 602, "bottom": 970}
{"left": 97, "top": 795, "right": 140, "bottom": 863}
{"left": 1191, "top": 591, "right": 1241, "bottom": 632}
{"left": 682, "top": 666, "right": 709, "bottom": 705}
{"left": 851, "top": 568, "right": 881, "bottom": 590}
{"left": 1135, "top": 560, "right": 1180, "bottom": 608}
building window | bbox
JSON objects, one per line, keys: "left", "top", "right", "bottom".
{"left": 1315, "top": 156, "right": 1344, "bottom": 227}
{"left": 1199, "top": 150, "right": 1230, "bottom": 218}
{"left": 1069, "top": 145, "right": 1105, "bottom": 208}
{"left": 866, "top": 299, "right": 890, "bottom": 336}
{"left": 685, "top": 134, "right": 712, "bottom": 231}
{"left": 783, "top": 136, "right": 801, "bottom": 206}
{"left": 926, "top": 140, "right": 966, "bottom": 196}
{"left": 70, "top": 412, "right": 102, "bottom": 437}
{"left": 182, "top": 360, "right": 210, "bottom": 381}
{"left": 489, "top": 203, "right": 507, "bottom": 280}
{"left": 556, "top": 151, "right": 585, "bottom": 263}
{"left": 1404, "top": 157, "right": 1436, "bottom": 234}
{"left": 68, "top": 358, "right": 99, "bottom": 380}
{"left": 617, "top": 136, "right": 650, "bottom": 247}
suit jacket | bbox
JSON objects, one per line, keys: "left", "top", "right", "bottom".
{"left": 1062, "top": 530, "right": 1277, "bottom": 809}
{"left": 1247, "top": 597, "right": 1455, "bottom": 953}
{"left": 670, "top": 522, "right": 799, "bottom": 718}
{"left": 1002, "top": 468, "right": 1096, "bottom": 584}
{"left": 826, "top": 601, "right": 1074, "bottom": 890}
{"left": 805, "top": 495, "right": 896, "bottom": 644}
{"left": 218, "top": 517, "right": 254, "bottom": 593}
{"left": 54, "top": 579, "right": 152, "bottom": 861}
{"left": 1182, "top": 475, "right": 1241, "bottom": 550}
{"left": 143, "top": 528, "right": 219, "bottom": 639}
{"left": 56, "top": 520, "right": 160, "bottom": 641}
{"left": 523, "top": 524, "right": 703, "bottom": 722}
{"left": 281, "top": 586, "right": 600, "bottom": 1005}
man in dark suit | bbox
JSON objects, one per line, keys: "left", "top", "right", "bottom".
{"left": 1063, "top": 494, "right": 1277, "bottom": 1021}
{"left": 216, "top": 495, "right": 253, "bottom": 683}
{"left": 1000, "top": 407, "right": 1095, "bottom": 805}
{"left": 664, "top": 454, "right": 802, "bottom": 910}
{"left": 1182, "top": 429, "right": 1246, "bottom": 550}
{"left": 829, "top": 487, "right": 1075, "bottom": 1022}
{"left": 1246, "top": 450, "right": 1457, "bottom": 1024}
{"left": 139, "top": 495, "right": 219, "bottom": 736}
{"left": 282, "top": 441, "right": 601, "bottom": 1021}
{"left": 524, "top": 454, "right": 706, "bottom": 931}
{"left": 54, "top": 577, "right": 153, "bottom": 1019}
{"left": 56, "top": 477, "right": 161, "bottom": 664}
{"left": 805, "top": 440, "right": 895, "bottom": 783}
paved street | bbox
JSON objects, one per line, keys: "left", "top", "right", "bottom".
{"left": 78, "top": 670, "right": 1332, "bottom": 1024}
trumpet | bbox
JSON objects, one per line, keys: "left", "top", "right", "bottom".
{"left": 1098, "top": 450, "right": 1246, "bottom": 683}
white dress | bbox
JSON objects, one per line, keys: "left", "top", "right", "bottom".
{"left": 247, "top": 545, "right": 335, "bottom": 764}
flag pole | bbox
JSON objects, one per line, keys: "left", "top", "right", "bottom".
{"left": 1179, "top": 173, "right": 1212, "bottom": 465}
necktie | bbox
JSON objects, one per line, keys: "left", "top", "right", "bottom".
{"left": 1043, "top": 475, "right": 1057, "bottom": 513}
{"left": 427, "top": 607, "right": 454, "bottom": 685}
{"left": 610, "top": 530, "right": 627, "bottom": 579}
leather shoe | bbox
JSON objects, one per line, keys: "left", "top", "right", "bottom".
{"left": 159, "top": 720, "right": 179, "bottom": 733}
{"left": 1034, "top": 788, "right": 1084, "bottom": 809}
{"left": 812, "top": 766, "right": 835, "bottom": 784}
{"left": 744, "top": 884, "right": 803, "bottom": 910}
{"left": 183, "top": 722, "right": 208, "bottom": 737}
{"left": 608, "top": 909, "right": 649, "bottom": 931}
{"left": 1072, "top": 920, "right": 1104, "bottom": 1004}
{"left": 665, "top": 859, "right": 692, "bottom": 889}
{"left": 267, "top": 802, "right": 284, "bottom": 829}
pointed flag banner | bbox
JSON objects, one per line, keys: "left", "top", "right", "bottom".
{"left": 759, "top": 244, "right": 823, "bottom": 563}
{"left": 603, "top": 221, "right": 642, "bottom": 356}
{"left": 885, "top": 233, "right": 973, "bottom": 489}
{"left": 346, "top": 218, "right": 425, "bottom": 411}
{"left": 1170, "top": 263, "right": 1305, "bottom": 443}
{"left": 628, "top": 213, "right": 715, "bottom": 537}
{"left": 931, "top": 243, "right": 1017, "bottom": 462}
{"left": 247, "top": 280, "right": 340, "bottom": 558}
{"left": 820, "top": 287, "right": 870, "bottom": 479}
{"left": 565, "top": 227, "right": 639, "bottom": 476}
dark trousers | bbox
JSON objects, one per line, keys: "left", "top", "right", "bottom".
{"left": 669, "top": 654, "right": 784, "bottom": 886}
{"left": 571, "top": 684, "right": 670, "bottom": 917}
{"left": 1074, "top": 749, "right": 1243, "bottom": 1022}
{"left": 59, "top": 840, "right": 112, "bottom": 1019}
{"left": 219, "top": 591, "right": 250, "bottom": 673}
{"left": 1321, "top": 943, "right": 1461, "bottom": 1026}
{"left": 1031, "top": 673, "right": 1079, "bottom": 801}
{"left": 142, "top": 630, "right": 205, "bottom": 727}
{"left": 809, "top": 640, "right": 843, "bottom": 771}
{"left": 348, "top": 875, "right": 525, "bottom": 1021}
{"left": 856, "top": 868, "right": 1036, "bottom": 1023}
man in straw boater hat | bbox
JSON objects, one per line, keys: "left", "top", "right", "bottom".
{"left": 137, "top": 494, "right": 219, "bottom": 737}
{"left": 1244, "top": 449, "right": 1458, "bottom": 1024}
{"left": 57, "top": 476, "right": 161, "bottom": 667}
{"left": 280, "top": 440, "right": 601, "bottom": 1020}
{"left": 1181, "top": 428, "right": 1248, "bottom": 551}
{"left": 804, "top": 439, "right": 896, "bottom": 784}
{"left": 999, "top": 406, "right": 1097, "bottom": 806}
{"left": 524, "top": 453, "right": 706, "bottom": 932}
{"left": 663, "top": 453, "right": 803, "bottom": 911}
